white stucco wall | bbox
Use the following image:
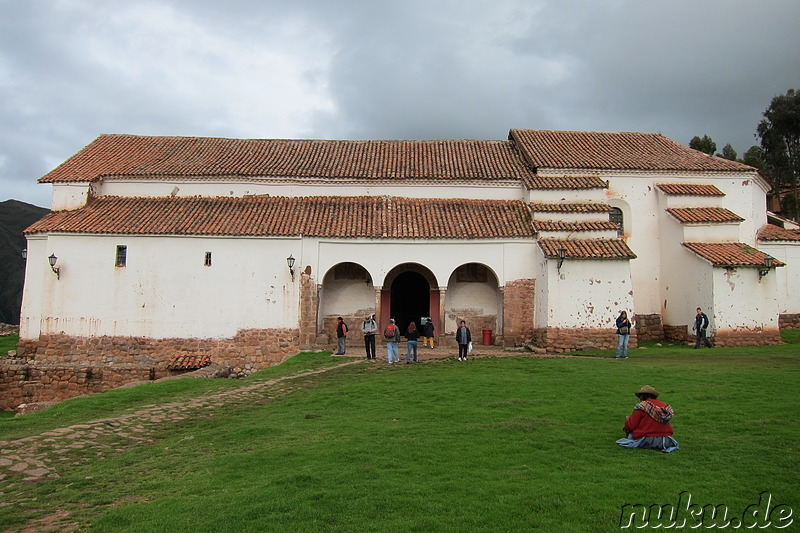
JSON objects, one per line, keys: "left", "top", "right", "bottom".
{"left": 759, "top": 242, "right": 800, "bottom": 314}
{"left": 20, "top": 233, "right": 300, "bottom": 340}
{"left": 537, "top": 253, "right": 634, "bottom": 329}
{"left": 99, "top": 178, "right": 524, "bottom": 201}
{"left": 711, "top": 265, "right": 780, "bottom": 330}
{"left": 51, "top": 183, "right": 92, "bottom": 210}
{"left": 661, "top": 248, "right": 714, "bottom": 329}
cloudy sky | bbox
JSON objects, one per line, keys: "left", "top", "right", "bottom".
{"left": 2, "top": 0, "right": 798, "bottom": 208}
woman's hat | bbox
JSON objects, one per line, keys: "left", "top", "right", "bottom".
{"left": 635, "top": 385, "right": 660, "bottom": 398}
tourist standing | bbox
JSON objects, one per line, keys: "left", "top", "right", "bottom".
{"left": 335, "top": 317, "right": 348, "bottom": 355}
{"left": 422, "top": 317, "right": 435, "bottom": 348}
{"left": 361, "top": 314, "right": 378, "bottom": 360}
{"left": 405, "top": 321, "right": 420, "bottom": 363}
{"left": 615, "top": 310, "right": 632, "bottom": 359}
{"left": 384, "top": 319, "right": 400, "bottom": 364}
{"left": 456, "top": 320, "right": 471, "bottom": 361}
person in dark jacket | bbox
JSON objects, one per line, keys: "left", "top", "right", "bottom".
{"left": 455, "top": 320, "right": 471, "bottom": 361}
{"left": 616, "top": 385, "right": 679, "bottom": 453}
{"left": 615, "top": 311, "right": 632, "bottom": 359}
{"left": 335, "top": 317, "right": 348, "bottom": 355}
{"left": 405, "top": 321, "right": 420, "bottom": 363}
{"left": 692, "top": 307, "right": 714, "bottom": 348}
{"left": 422, "top": 317, "right": 435, "bottom": 348}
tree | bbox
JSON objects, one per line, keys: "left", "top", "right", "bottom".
{"left": 740, "top": 145, "right": 764, "bottom": 168}
{"left": 757, "top": 89, "right": 800, "bottom": 221}
{"left": 689, "top": 135, "right": 716, "bottom": 155}
{"left": 717, "top": 144, "right": 737, "bottom": 161}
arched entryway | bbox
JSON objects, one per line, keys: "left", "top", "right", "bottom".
{"left": 391, "top": 271, "right": 430, "bottom": 333}
{"left": 382, "top": 264, "right": 439, "bottom": 335}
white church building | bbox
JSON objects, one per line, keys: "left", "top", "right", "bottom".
{"left": 5, "top": 128, "right": 799, "bottom": 408}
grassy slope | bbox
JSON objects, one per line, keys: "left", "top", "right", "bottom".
{"left": 1, "top": 344, "right": 799, "bottom": 532}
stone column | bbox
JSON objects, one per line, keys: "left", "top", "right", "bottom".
{"left": 438, "top": 287, "right": 447, "bottom": 342}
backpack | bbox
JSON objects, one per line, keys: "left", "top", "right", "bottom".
{"left": 383, "top": 324, "right": 396, "bottom": 339}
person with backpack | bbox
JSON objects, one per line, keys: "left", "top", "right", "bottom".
{"left": 405, "top": 321, "right": 420, "bottom": 364}
{"left": 616, "top": 385, "right": 679, "bottom": 453}
{"left": 335, "top": 317, "right": 348, "bottom": 355}
{"left": 422, "top": 317, "right": 435, "bottom": 348}
{"left": 361, "top": 314, "right": 378, "bottom": 360}
{"left": 384, "top": 318, "right": 400, "bottom": 364}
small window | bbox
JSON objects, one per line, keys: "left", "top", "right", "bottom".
{"left": 115, "top": 245, "right": 127, "bottom": 267}
{"left": 204, "top": 252, "right": 212, "bottom": 267}
{"left": 609, "top": 208, "right": 624, "bottom": 236}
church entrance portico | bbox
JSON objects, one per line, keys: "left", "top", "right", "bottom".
{"left": 382, "top": 264, "right": 440, "bottom": 338}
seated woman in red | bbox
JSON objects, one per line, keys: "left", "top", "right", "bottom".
{"left": 616, "top": 385, "right": 679, "bottom": 453}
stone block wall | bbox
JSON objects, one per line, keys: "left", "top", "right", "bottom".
{"left": 710, "top": 329, "right": 782, "bottom": 347}
{"left": 1, "top": 328, "right": 299, "bottom": 411}
{"left": 664, "top": 325, "right": 689, "bottom": 343}
{"left": 633, "top": 314, "right": 663, "bottom": 342}
{"left": 502, "top": 279, "right": 535, "bottom": 346}
{"left": 529, "top": 327, "right": 638, "bottom": 353}
{"left": 779, "top": 313, "right": 800, "bottom": 330}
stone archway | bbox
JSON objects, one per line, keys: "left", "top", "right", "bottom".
{"left": 382, "top": 264, "right": 439, "bottom": 336}
{"left": 446, "top": 263, "right": 501, "bottom": 343}
{"left": 318, "top": 262, "right": 374, "bottom": 342}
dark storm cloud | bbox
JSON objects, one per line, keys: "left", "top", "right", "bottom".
{"left": 1, "top": 0, "right": 798, "bottom": 207}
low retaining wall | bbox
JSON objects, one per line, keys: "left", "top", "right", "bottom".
{"left": 779, "top": 313, "right": 800, "bottom": 330}
{"left": 529, "top": 327, "right": 638, "bottom": 353}
{"left": 710, "top": 329, "right": 782, "bottom": 347}
{"left": 1, "top": 328, "right": 299, "bottom": 411}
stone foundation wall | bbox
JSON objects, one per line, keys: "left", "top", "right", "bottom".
{"left": 529, "top": 327, "right": 638, "bottom": 353}
{"left": 708, "top": 329, "right": 782, "bottom": 347}
{"left": 502, "top": 279, "right": 535, "bottom": 346}
{"left": 634, "top": 314, "right": 663, "bottom": 342}
{"left": 779, "top": 313, "right": 800, "bottom": 330}
{"left": 1, "top": 328, "right": 299, "bottom": 411}
{"left": 664, "top": 325, "right": 689, "bottom": 343}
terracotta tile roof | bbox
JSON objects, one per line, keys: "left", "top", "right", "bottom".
{"left": 167, "top": 354, "right": 212, "bottom": 370}
{"left": 758, "top": 224, "right": 800, "bottom": 242}
{"left": 510, "top": 129, "right": 754, "bottom": 172}
{"left": 522, "top": 174, "right": 607, "bottom": 190}
{"left": 530, "top": 202, "right": 613, "bottom": 213}
{"left": 532, "top": 220, "right": 619, "bottom": 232}
{"left": 656, "top": 183, "right": 725, "bottom": 196}
{"left": 24, "top": 195, "right": 536, "bottom": 239}
{"left": 538, "top": 238, "right": 636, "bottom": 259}
{"left": 39, "top": 134, "right": 538, "bottom": 183}
{"left": 682, "top": 242, "right": 785, "bottom": 267}
{"left": 666, "top": 207, "right": 745, "bottom": 224}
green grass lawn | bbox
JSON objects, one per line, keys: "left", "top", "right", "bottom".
{"left": 1, "top": 342, "right": 799, "bottom": 531}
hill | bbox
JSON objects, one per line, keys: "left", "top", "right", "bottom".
{"left": 0, "top": 199, "right": 49, "bottom": 324}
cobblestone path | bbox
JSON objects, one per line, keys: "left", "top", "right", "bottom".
{"left": 0, "top": 360, "right": 363, "bottom": 490}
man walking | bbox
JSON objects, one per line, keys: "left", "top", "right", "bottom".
{"left": 335, "top": 317, "right": 348, "bottom": 355}
{"left": 692, "top": 307, "right": 714, "bottom": 348}
{"left": 361, "top": 314, "right": 378, "bottom": 360}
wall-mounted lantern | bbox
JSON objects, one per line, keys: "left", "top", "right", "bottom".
{"left": 557, "top": 247, "right": 567, "bottom": 271}
{"left": 21, "top": 248, "right": 27, "bottom": 260}
{"left": 48, "top": 253, "right": 60, "bottom": 279}
{"left": 758, "top": 255, "right": 775, "bottom": 281}
{"left": 287, "top": 254, "right": 296, "bottom": 281}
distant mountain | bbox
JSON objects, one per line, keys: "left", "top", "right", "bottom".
{"left": 0, "top": 200, "right": 49, "bottom": 324}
